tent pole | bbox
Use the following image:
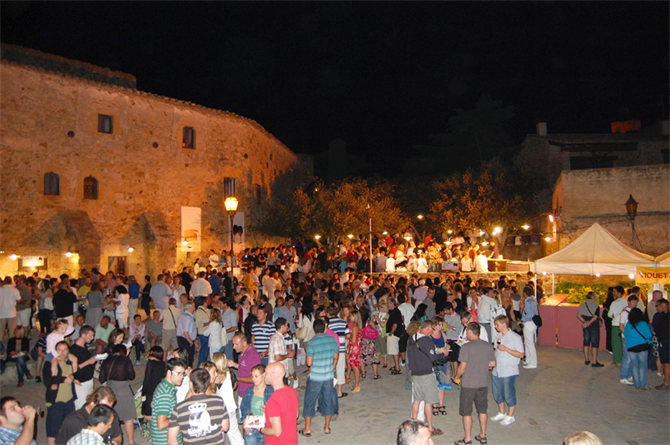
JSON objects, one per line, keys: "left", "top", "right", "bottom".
{"left": 552, "top": 273, "right": 555, "bottom": 296}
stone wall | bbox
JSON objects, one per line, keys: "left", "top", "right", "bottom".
{"left": 0, "top": 60, "right": 308, "bottom": 278}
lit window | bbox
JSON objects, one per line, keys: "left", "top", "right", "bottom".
{"left": 255, "top": 184, "right": 262, "bottom": 204}
{"left": 44, "top": 172, "right": 60, "bottom": 195}
{"left": 83, "top": 176, "right": 98, "bottom": 200}
{"left": 183, "top": 127, "right": 196, "bottom": 149}
{"left": 224, "top": 177, "right": 237, "bottom": 198}
{"left": 98, "top": 114, "right": 113, "bottom": 133}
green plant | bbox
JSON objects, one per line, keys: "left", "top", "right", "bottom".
{"left": 555, "top": 281, "right": 670, "bottom": 305}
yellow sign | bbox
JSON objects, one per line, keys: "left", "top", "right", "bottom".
{"left": 636, "top": 267, "right": 670, "bottom": 284}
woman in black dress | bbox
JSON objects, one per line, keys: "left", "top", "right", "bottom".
{"left": 602, "top": 287, "right": 615, "bottom": 352}
{"left": 140, "top": 346, "right": 166, "bottom": 437}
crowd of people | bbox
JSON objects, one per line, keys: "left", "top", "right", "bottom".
{"left": 0, "top": 238, "right": 667, "bottom": 445}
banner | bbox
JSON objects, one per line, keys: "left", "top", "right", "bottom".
{"left": 636, "top": 267, "right": 670, "bottom": 284}
{"left": 181, "top": 207, "right": 201, "bottom": 252}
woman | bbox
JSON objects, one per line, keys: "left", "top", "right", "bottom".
{"left": 129, "top": 314, "right": 146, "bottom": 365}
{"left": 44, "top": 341, "right": 77, "bottom": 445}
{"left": 341, "top": 305, "right": 353, "bottom": 383}
{"left": 84, "top": 282, "right": 104, "bottom": 327}
{"left": 467, "top": 288, "right": 480, "bottom": 323}
{"left": 412, "top": 304, "right": 429, "bottom": 323}
{"left": 360, "top": 309, "right": 380, "bottom": 380}
{"left": 348, "top": 309, "right": 363, "bottom": 393}
{"left": 46, "top": 319, "right": 75, "bottom": 360}
{"left": 653, "top": 298, "right": 670, "bottom": 389}
{"left": 201, "top": 353, "right": 244, "bottom": 445}
{"left": 204, "top": 308, "right": 224, "bottom": 359}
{"left": 114, "top": 285, "right": 130, "bottom": 334}
{"left": 297, "top": 298, "right": 316, "bottom": 349}
{"left": 140, "top": 346, "right": 166, "bottom": 437}
{"left": 99, "top": 344, "right": 137, "bottom": 445}
{"left": 430, "top": 316, "right": 451, "bottom": 415}
{"left": 105, "top": 328, "right": 125, "bottom": 356}
{"left": 417, "top": 252, "right": 429, "bottom": 274}
{"left": 624, "top": 308, "right": 653, "bottom": 390}
{"left": 373, "top": 302, "right": 389, "bottom": 368}
{"left": 239, "top": 364, "right": 273, "bottom": 445}
{"left": 603, "top": 287, "right": 615, "bottom": 353}
{"left": 38, "top": 278, "right": 56, "bottom": 334}
{"left": 194, "top": 258, "right": 203, "bottom": 275}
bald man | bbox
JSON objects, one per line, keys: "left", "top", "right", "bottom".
{"left": 257, "top": 363, "right": 299, "bottom": 444}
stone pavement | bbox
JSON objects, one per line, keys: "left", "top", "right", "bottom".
{"left": 2, "top": 345, "right": 669, "bottom": 445}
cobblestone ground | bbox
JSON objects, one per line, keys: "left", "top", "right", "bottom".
{"left": 2, "top": 345, "right": 669, "bottom": 445}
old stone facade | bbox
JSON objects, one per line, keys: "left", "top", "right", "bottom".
{"left": 0, "top": 45, "right": 310, "bottom": 278}
{"left": 552, "top": 165, "right": 670, "bottom": 257}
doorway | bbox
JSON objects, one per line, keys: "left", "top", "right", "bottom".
{"left": 108, "top": 256, "right": 127, "bottom": 276}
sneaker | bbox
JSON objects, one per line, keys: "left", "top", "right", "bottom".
{"left": 35, "top": 376, "right": 42, "bottom": 383}
{"left": 620, "top": 377, "right": 634, "bottom": 386}
{"left": 592, "top": 362, "right": 604, "bottom": 368}
{"left": 584, "top": 361, "right": 591, "bottom": 365}
{"left": 491, "top": 412, "right": 507, "bottom": 422}
{"left": 135, "top": 361, "right": 141, "bottom": 366}
{"left": 523, "top": 365, "right": 537, "bottom": 369}
{"left": 401, "top": 360, "right": 406, "bottom": 367}
{"left": 501, "top": 415, "right": 516, "bottom": 426}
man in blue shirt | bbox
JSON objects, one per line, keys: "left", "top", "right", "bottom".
{"left": 127, "top": 275, "right": 140, "bottom": 321}
{"left": 301, "top": 319, "right": 339, "bottom": 437}
{"left": 521, "top": 287, "right": 539, "bottom": 369}
{"left": 0, "top": 396, "right": 38, "bottom": 445}
{"left": 176, "top": 302, "right": 197, "bottom": 367}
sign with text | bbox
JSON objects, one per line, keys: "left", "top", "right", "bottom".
{"left": 636, "top": 267, "right": 670, "bottom": 284}
{"left": 181, "top": 207, "right": 201, "bottom": 252}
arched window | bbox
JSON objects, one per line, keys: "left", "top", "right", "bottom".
{"left": 44, "top": 172, "right": 60, "bottom": 195}
{"left": 84, "top": 176, "right": 98, "bottom": 200}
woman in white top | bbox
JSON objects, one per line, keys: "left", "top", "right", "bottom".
{"left": 113, "top": 285, "right": 130, "bottom": 332}
{"left": 386, "top": 253, "right": 396, "bottom": 272}
{"left": 203, "top": 308, "right": 223, "bottom": 359}
{"left": 193, "top": 258, "right": 203, "bottom": 275}
{"left": 171, "top": 275, "right": 186, "bottom": 302}
{"left": 417, "top": 252, "right": 429, "bottom": 274}
{"left": 201, "top": 353, "right": 244, "bottom": 445}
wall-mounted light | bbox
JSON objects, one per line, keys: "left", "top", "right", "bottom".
{"left": 596, "top": 273, "right": 601, "bottom": 278}
{"left": 629, "top": 273, "right": 635, "bottom": 280}
{"left": 9, "top": 254, "right": 18, "bottom": 261}
{"left": 447, "top": 230, "right": 453, "bottom": 234}
{"left": 549, "top": 214, "right": 555, "bottom": 222}
{"left": 127, "top": 247, "right": 134, "bottom": 253}
{"left": 181, "top": 240, "right": 188, "bottom": 246}
{"left": 522, "top": 225, "right": 530, "bottom": 230}
{"left": 315, "top": 235, "right": 321, "bottom": 240}
{"left": 417, "top": 215, "right": 424, "bottom": 220}
{"left": 65, "top": 252, "right": 73, "bottom": 258}
{"left": 545, "top": 236, "right": 552, "bottom": 242}
{"left": 347, "top": 234, "right": 353, "bottom": 239}
{"left": 382, "top": 231, "right": 388, "bottom": 235}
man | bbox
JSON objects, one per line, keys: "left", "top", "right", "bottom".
{"left": 146, "top": 310, "right": 163, "bottom": 348}
{"left": 608, "top": 286, "right": 627, "bottom": 365}
{"left": 94, "top": 316, "right": 114, "bottom": 354}
{"left": 300, "top": 319, "right": 339, "bottom": 437}
{"left": 190, "top": 272, "right": 212, "bottom": 299}
{"left": 176, "top": 302, "right": 197, "bottom": 367}
{"left": 150, "top": 274, "right": 172, "bottom": 312}
{"left": 327, "top": 305, "right": 351, "bottom": 397}
{"left": 70, "top": 326, "right": 101, "bottom": 409}
{"left": 72, "top": 315, "right": 85, "bottom": 340}
{"left": 452, "top": 323, "right": 496, "bottom": 445}
{"left": 167, "top": 368, "right": 229, "bottom": 444}
{"left": 387, "top": 298, "right": 404, "bottom": 374}
{"left": 6, "top": 327, "right": 31, "bottom": 387}
{"left": 160, "top": 298, "right": 182, "bottom": 353}
{"left": 65, "top": 405, "right": 115, "bottom": 445}
{"left": 520, "top": 287, "right": 539, "bottom": 369}
{"left": 251, "top": 305, "right": 276, "bottom": 366}
{"left": 56, "top": 387, "right": 122, "bottom": 445}
{"left": 490, "top": 315, "right": 524, "bottom": 427}
{"left": 227, "top": 332, "right": 262, "bottom": 404}
{"left": 477, "top": 288, "right": 498, "bottom": 343}
{"left": 414, "top": 280, "right": 429, "bottom": 304}
{"left": 0, "top": 277, "right": 20, "bottom": 341}
{"left": 140, "top": 275, "right": 153, "bottom": 318}
{"left": 208, "top": 249, "right": 220, "bottom": 268}
{"left": 267, "top": 317, "right": 296, "bottom": 377}
{"left": 152, "top": 358, "right": 187, "bottom": 445}
{"left": 407, "top": 321, "right": 444, "bottom": 436}
{"left": 208, "top": 271, "right": 223, "bottom": 296}
{"left": 221, "top": 298, "right": 238, "bottom": 359}
{"left": 576, "top": 291, "right": 603, "bottom": 367}
{"left": 15, "top": 278, "right": 32, "bottom": 329}
{"left": 127, "top": 275, "right": 140, "bottom": 322}
{"left": 396, "top": 419, "right": 433, "bottom": 445}
{"left": 0, "top": 396, "right": 38, "bottom": 445}
{"left": 423, "top": 288, "right": 437, "bottom": 319}
{"left": 397, "top": 294, "right": 415, "bottom": 366}
{"left": 194, "top": 297, "right": 211, "bottom": 366}
{"left": 619, "top": 294, "right": 639, "bottom": 385}
{"left": 259, "top": 362, "right": 298, "bottom": 445}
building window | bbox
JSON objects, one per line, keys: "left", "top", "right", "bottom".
{"left": 662, "top": 149, "right": 669, "bottom": 164}
{"left": 83, "top": 176, "right": 98, "bottom": 199}
{"left": 44, "top": 172, "right": 60, "bottom": 195}
{"left": 255, "top": 184, "right": 262, "bottom": 204}
{"left": 224, "top": 177, "right": 237, "bottom": 198}
{"left": 183, "top": 127, "right": 196, "bottom": 149}
{"left": 98, "top": 114, "right": 113, "bottom": 134}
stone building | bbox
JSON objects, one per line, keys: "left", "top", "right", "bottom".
{"left": 0, "top": 44, "right": 311, "bottom": 279}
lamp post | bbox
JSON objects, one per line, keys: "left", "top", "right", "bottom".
{"left": 224, "top": 197, "right": 239, "bottom": 268}
{"left": 625, "top": 194, "right": 638, "bottom": 250}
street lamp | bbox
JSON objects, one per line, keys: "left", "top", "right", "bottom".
{"left": 224, "top": 196, "right": 239, "bottom": 268}
{"left": 625, "top": 194, "right": 638, "bottom": 249}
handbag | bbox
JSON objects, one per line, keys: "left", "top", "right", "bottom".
{"left": 362, "top": 321, "right": 379, "bottom": 340}
{"left": 532, "top": 314, "right": 543, "bottom": 328}
{"left": 296, "top": 325, "right": 308, "bottom": 340}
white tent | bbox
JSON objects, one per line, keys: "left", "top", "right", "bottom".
{"left": 655, "top": 251, "right": 670, "bottom": 266}
{"left": 535, "top": 222, "right": 655, "bottom": 275}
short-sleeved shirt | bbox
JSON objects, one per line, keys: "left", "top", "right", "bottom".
{"left": 251, "top": 321, "right": 276, "bottom": 354}
{"left": 268, "top": 331, "right": 287, "bottom": 365}
{"left": 306, "top": 334, "right": 338, "bottom": 382}
{"left": 152, "top": 379, "right": 179, "bottom": 445}
{"left": 56, "top": 406, "right": 122, "bottom": 445}
{"left": 94, "top": 324, "right": 115, "bottom": 343}
{"left": 160, "top": 307, "right": 182, "bottom": 330}
{"left": 0, "top": 425, "right": 38, "bottom": 445}
{"left": 0, "top": 285, "right": 20, "bottom": 318}
{"left": 459, "top": 339, "right": 496, "bottom": 388}
{"left": 237, "top": 346, "right": 262, "bottom": 396}
{"left": 65, "top": 429, "right": 104, "bottom": 445}
{"left": 147, "top": 319, "right": 163, "bottom": 338}
{"left": 169, "top": 394, "right": 228, "bottom": 445}
{"left": 70, "top": 343, "right": 95, "bottom": 382}
{"left": 492, "top": 330, "right": 524, "bottom": 378}
{"left": 578, "top": 300, "right": 601, "bottom": 332}
{"left": 264, "top": 386, "right": 299, "bottom": 445}
{"left": 328, "top": 317, "right": 350, "bottom": 353}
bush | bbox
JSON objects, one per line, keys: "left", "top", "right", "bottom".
{"left": 555, "top": 281, "right": 670, "bottom": 305}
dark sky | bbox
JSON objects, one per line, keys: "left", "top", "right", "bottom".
{"left": 2, "top": 1, "right": 668, "bottom": 171}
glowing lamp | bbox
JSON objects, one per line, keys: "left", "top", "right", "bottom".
{"left": 382, "top": 231, "right": 388, "bottom": 235}
{"left": 9, "top": 254, "right": 18, "bottom": 261}
{"left": 596, "top": 273, "right": 601, "bottom": 278}
{"left": 348, "top": 234, "right": 353, "bottom": 239}
{"left": 182, "top": 240, "right": 188, "bottom": 246}
{"left": 544, "top": 236, "right": 552, "bottom": 242}
{"left": 522, "top": 225, "right": 530, "bottom": 230}
{"left": 315, "top": 235, "right": 321, "bottom": 240}
{"left": 418, "top": 215, "right": 424, "bottom": 220}
{"left": 447, "top": 230, "right": 453, "bottom": 234}
{"left": 127, "top": 247, "right": 134, "bottom": 253}
{"left": 549, "top": 214, "right": 555, "bottom": 222}
{"left": 224, "top": 197, "right": 239, "bottom": 213}
{"left": 65, "top": 252, "right": 73, "bottom": 258}
{"left": 482, "top": 242, "right": 489, "bottom": 246}
{"left": 629, "top": 273, "right": 635, "bottom": 280}
{"left": 493, "top": 227, "right": 502, "bottom": 234}
{"left": 479, "top": 231, "right": 485, "bottom": 236}
{"left": 404, "top": 236, "right": 412, "bottom": 241}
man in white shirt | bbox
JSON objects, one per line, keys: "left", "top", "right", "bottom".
{"left": 477, "top": 288, "right": 498, "bottom": 343}
{"left": 490, "top": 315, "right": 524, "bottom": 427}
{"left": 608, "top": 286, "right": 627, "bottom": 366}
{"left": 208, "top": 250, "right": 220, "bottom": 268}
{"left": 0, "top": 277, "right": 20, "bottom": 341}
{"left": 190, "top": 272, "right": 212, "bottom": 299}
{"left": 474, "top": 253, "right": 489, "bottom": 273}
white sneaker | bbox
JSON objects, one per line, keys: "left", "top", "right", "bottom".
{"left": 523, "top": 365, "right": 537, "bottom": 369}
{"left": 620, "top": 377, "right": 634, "bottom": 386}
{"left": 501, "top": 415, "right": 515, "bottom": 426}
{"left": 490, "top": 412, "right": 507, "bottom": 422}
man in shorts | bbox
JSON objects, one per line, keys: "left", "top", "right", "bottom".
{"left": 577, "top": 291, "right": 604, "bottom": 367}
{"left": 452, "top": 322, "right": 496, "bottom": 445}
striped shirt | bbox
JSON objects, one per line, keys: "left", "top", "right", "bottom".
{"left": 251, "top": 321, "right": 276, "bottom": 354}
{"left": 169, "top": 394, "right": 228, "bottom": 444}
{"left": 328, "top": 317, "right": 350, "bottom": 353}
{"left": 151, "top": 379, "right": 179, "bottom": 445}
{"left": 66, "top": 429, "right": 104, "bottom": 445}
{"left": 306, "top": 333, "right": 338, "bottom": 382}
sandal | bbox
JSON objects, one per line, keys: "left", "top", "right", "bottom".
{"left": 362, "top": 374, "right": 366, "bottom": 378}
{"left": 299, "top": 429, "right": 312, "bottom": 437}
{"left": 655, "top": 384, "right": 670, "bottom": 390}
{"left": 374, "top": 374, "right": 381, "bottom": 379}
{"left": 475, "top": 434, "right": 488, "bottom": 444}
{"left": 438, "top": 405, "right": 447, "bottom": 415}
{"left": 454, "top": 439, "right": 472, "bottom": 445}
{"left": 432, "top": 406, "right": 439, "bottom": 416}
{"left": 431, "top": 428, "right": 443, "bottom": 436}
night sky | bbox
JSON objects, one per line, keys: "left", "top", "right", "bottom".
{"left": 2, "top": 1, "right": 668, "bottom": 175}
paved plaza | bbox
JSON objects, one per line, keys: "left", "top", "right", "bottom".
{"left": 2, "top": 345, "right": 669, "bottom": 445}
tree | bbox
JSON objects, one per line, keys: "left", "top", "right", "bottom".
{"left": 429, "top": 158, "right": 532, "bottom": 240}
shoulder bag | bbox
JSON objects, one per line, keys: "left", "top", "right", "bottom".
{"left": 628, "top": 323, "right": 652, "bottom": 352}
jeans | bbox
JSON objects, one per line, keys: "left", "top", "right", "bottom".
{"left": 302, "top": 378, "right": 337, "bottom": 418}
{"left": 630, "top": 350, "right": 648, "bottom": 388}
{"left": 244, "top": 429, "right": 265, "bottom": 445}
{"left": 38, "top": 309, "right": 53, "bottom": 334}
{"left": 621, "top": 337, "right": 632, "bottom": 379}
{"left": 198, "top": 334, "right": 209, "bottom": 366}
{"left": 224, "top": 340, "right": 235, "bottom": 360}
{"left": 492, "top": 374, "right": 517, "bottom": 407}
{"left": 9, "top": 355, "right": 30, "bottom": 383}
{"left": 177, "top": 336, "right": 195, "bottom": 367}
{"left": 261, "top": 355, "right": 269, "bottom": 366}
{"left": 133, "top": 339, "right": 145, "bottom": 362}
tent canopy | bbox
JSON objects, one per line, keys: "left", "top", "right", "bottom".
{"left": 656, "top": 251, "right": 670, "bottom": 266}
{"left": 535, "top": 223, "right": 655, "bottom": 275}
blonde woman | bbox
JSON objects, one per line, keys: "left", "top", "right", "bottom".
{"left": 348, "top": 310, "right": 363, "bottom": 393}
{"left": 206, "top": 352, "right": 244, "bottom": 445}
{"left": 204, "top": 308, "right": 224, "bottom": 359}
